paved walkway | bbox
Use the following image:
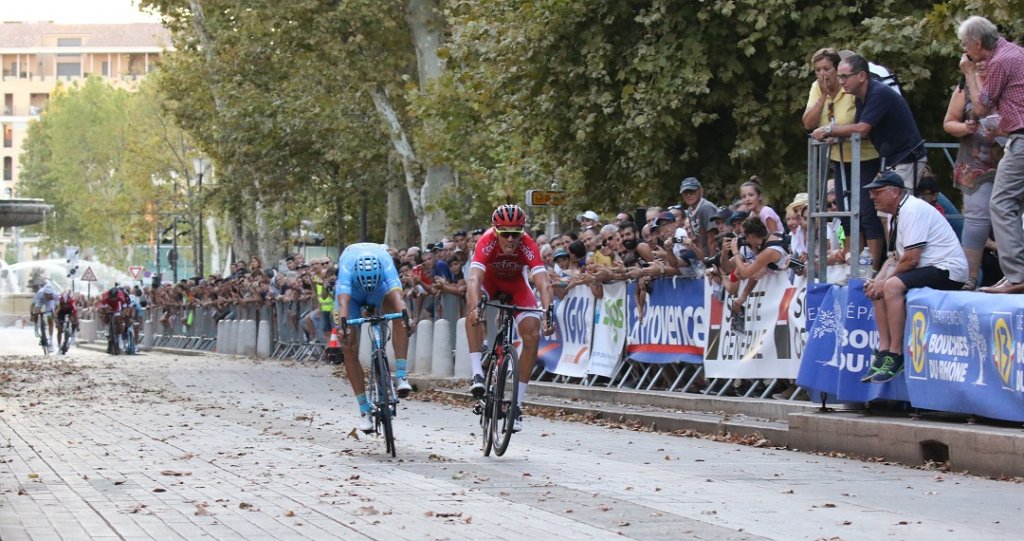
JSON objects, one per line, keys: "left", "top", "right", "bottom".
{"left": 1, "top": 327, "right": 1022, "bottom": 540}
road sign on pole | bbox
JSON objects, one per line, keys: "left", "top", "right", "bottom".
{"left": 525, "top": 189, "right": 567, "bottom": 207}
{"left": 80, "top": 267, "right": 98, "bottom": 282}
{"left": 128, "top": 266, "right": 144, "bottom": 280}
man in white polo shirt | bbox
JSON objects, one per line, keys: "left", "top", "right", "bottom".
{"left": 861, "top": 171, "right": 968, "bottom": 383}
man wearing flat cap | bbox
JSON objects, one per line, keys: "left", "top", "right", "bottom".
{"left": 678, "top": 177, "right": 718, "bottom": 259}
{"left": 861, "top": 171, "right": 967, "bottom": 384}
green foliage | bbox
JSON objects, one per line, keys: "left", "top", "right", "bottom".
{"left": 420, "top": 0, "right": 1024, "bottom": 216}
{"left": 18, "top": 78, "right": 167, "bottom": 265}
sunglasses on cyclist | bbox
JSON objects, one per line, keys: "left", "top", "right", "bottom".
{"left": 497, "top": 230, "right": 523, "bottom": 239}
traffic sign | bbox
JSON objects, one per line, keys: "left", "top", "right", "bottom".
{"left": 128, "top": 266, "right": 144, "bottom": 280}
{"left": 525, "top": 189, "right": 567, "bottom": 207}
{"left": 80, "top": 266, "right": 98, "bottom": 282}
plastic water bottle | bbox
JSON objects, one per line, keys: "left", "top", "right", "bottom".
{"left": 857, "top": 247, "right": 873, "bottom": 279}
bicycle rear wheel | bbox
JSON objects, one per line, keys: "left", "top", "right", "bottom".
{"left": 480, "top": 351, "right": 498, "bottom": 456}
{"left": 108, "top": 319, "right": 121, "bottom": 356}
{"left": 492, "top": 348, "right": 519, "bottom": 456}
{"left": 373, "top": 351, "right": 397, "bottom": 457}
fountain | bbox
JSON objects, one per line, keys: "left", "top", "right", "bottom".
{"left": 0, "top": 198, "right": 51, "bottom": 228}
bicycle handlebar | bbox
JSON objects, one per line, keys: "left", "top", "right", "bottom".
{"left": 345, "top": 311, "right": 407, "bottom": 326}
{"left": 478, "top": 300, "right": 545, "bottom": 313}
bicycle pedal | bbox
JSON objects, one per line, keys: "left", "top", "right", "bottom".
{"left": 472, "top": 404, "right": 482, "bottom": 416}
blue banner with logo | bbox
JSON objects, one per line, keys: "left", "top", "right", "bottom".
{"left": 797, "top": 279, "right": 909, "bottom": 402}
{"left": 904, "top": 289, "right": 1024, "bottom": 422}
{"left": 626, "top": 278, "right": 706, "bottom": 364}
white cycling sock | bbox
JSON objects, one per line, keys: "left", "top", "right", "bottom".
{"left": 518, "top": 382, "right": 528, "bottom": 407}
{"left": 470, "top": 352, "right": 483, "bottom": 377}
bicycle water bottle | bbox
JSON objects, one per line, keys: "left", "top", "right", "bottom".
{"left": 857, "top": 247, "right": 873, "bottom": 279}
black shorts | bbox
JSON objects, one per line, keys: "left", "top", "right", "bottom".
{"left": 896, "top": 266, "right": 964, "bottom": 291}
{"left": 56, "top": 308, "right": 73, "bottom": 323}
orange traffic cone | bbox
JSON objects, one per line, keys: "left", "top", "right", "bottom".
{"left": 325, "top": 329, "right": 341, "bottom": 364}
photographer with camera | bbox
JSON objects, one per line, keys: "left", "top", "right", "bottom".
{"left": 721, "top": 216, "right": 790, "bottom": 316}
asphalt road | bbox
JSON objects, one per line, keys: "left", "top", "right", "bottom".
{"left": 0, "top": 327, "right": 1021, "bottom": 541}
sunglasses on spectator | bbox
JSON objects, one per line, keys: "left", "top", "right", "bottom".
{"left": 497, "top": 230, "right": 523, "bottom": 239}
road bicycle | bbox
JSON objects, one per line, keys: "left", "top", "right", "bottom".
{"left": 343, "top": 310, "right": 409, "bottom": 457}
{"left": 474, "top": 300, "right": 546, "bottom": 457}
{"left": 36, "top": 310, "right": 53, "bottom": 356}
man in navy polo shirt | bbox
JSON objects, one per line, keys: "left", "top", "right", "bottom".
{"left": 812, "top": 53, "right": 927, "bottom": 273}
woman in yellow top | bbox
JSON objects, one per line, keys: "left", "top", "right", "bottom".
{"left": 802, "top": 48, "right": 882, "bottom": 261}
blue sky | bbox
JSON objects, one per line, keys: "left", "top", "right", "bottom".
{"left": 1, "top": 0, "right": 161, "bottom": 24}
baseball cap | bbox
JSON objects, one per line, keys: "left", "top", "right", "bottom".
{"left": 726, "top": 210, "right": 750, "bottom": 225}
{"left": 576, "top": 210, "right": 600, "bottom": 222}
{"left": 711, "top": 207, "right": 732, "bottom": 222}
{"left": 654, "top": 211, "right": 676, "bottom": 224}
{"left": 679, "top": 177, "right": 702, "bottom": 192}
{"left": 553, "top": 249, "right": 569, "bottom": 260}
{"left": 863, "top": 170, "right": 906, "bottom": 190}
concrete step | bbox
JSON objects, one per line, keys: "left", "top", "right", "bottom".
{"left": 428, "top": 377, "right": 1024, "bottom": 478}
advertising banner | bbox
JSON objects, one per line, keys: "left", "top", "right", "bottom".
{"left": 704, "top": 272, "right": 804, "bottom": 379}
{"left": 626, "top": 277, "right": 706, "bottom": 364}
{"left": 551, "top": 285, "right": 595, "bottom": 377}
{"left": 904, "top": 289, "right": 1024, "bottom": 422}
{"left": 796, "top": 279, "right": 909, "bottom": 402}
{"left": 589, "top": 281, "right": 627, "bottom": 377}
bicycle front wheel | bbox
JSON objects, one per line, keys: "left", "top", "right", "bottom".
{"left": 39, "top": 317, "right": 50, "bottom": 356}
{"left": 480, "top": 351, "right": 498, "bottom": 457}
{"left": 372, "top": 351, "right": 397, "bottom": 457}
{"left": 60, "top": 321, "right": 71, "bottom": 355}
{"left": 492, "top": 348, "right": 519, "bottom": 457}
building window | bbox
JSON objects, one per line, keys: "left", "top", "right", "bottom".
{"left": 57, "top": 38, "right": 82, "bottom": 55}
{"left": 3, "top": 188, "right": 12, "bottom": 199}
{"left": 102, "top": 61, "right": 109, "bottom": 77}
{"left": 3, "top": 123, "right": 12, "bottom": 148}
{"left": 3, "top": 157, "right": 11, "bottom": 181}
{"left": 57, "top": 63, "right": 82, "bottom": 77}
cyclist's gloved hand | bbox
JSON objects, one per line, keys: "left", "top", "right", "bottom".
{"left": 543, "top": 306, "right": 555, "bottom": 336}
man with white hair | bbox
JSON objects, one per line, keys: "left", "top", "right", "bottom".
{"left": 959, "top": 15, "right": 1024, "bottom": 294}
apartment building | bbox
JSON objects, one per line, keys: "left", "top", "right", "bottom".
{"left": 0, "top": 21, "right": 170, "bottom": 260}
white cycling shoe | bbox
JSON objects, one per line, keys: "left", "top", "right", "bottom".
{"left": 512, "top": 414, "right": 523, "bottom": 433}
{"left": 358, "top": 411, "right": 374, "bottom": 433}
{"left": 396, "top": 377, "right": 412, "bottom": 398}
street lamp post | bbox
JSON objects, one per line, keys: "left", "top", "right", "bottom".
{"left": 192, "top": 157, "right": 209, "bottom": 278}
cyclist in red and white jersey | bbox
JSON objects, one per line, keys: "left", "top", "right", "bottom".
{"left": 56, "top": 290, "right": 79, "bottom": 350}
{"left": 465, "top": 204, "right": 554, "bottom": 433}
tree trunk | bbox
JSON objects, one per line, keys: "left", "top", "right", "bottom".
{"left": 205, "top": 215, "right": 220, "bottom": 276}
{"left": 384, "top": 176, "right": 417, "bottom": 249}
{"left": 406, "top": 0, "right": 454, "bottom": 245}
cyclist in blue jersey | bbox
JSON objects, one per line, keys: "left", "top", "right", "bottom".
{"left": 334, "top": 243, "right": 415, "bottom": 432}
{"left": 31, "top": 283, "right": 60, "bottom": 353}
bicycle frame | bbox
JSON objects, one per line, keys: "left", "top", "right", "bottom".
{"left": 477, "top": 300, "right": 546, "bottom": 457}
{"left": 344, "top": 310, "right": 407, "bottom": 456}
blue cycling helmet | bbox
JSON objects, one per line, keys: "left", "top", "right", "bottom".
{"left": 354, "top": 255, "right": 382, "bottom": 293}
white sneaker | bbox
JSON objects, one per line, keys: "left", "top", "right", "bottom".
{"left": 512, "top": 414, "right": 523, "bottom": 433}
{"left": 358, "top": 411, "right": 374, "bottom": 433}
{"left": 469, "top": 374, "right": 485, "bottom": 399}
{"left": 49, "top": 343, "right": 56, "bottom": 353}
{"left": 396, "top": 377, "right": 412, "bottom": 398}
